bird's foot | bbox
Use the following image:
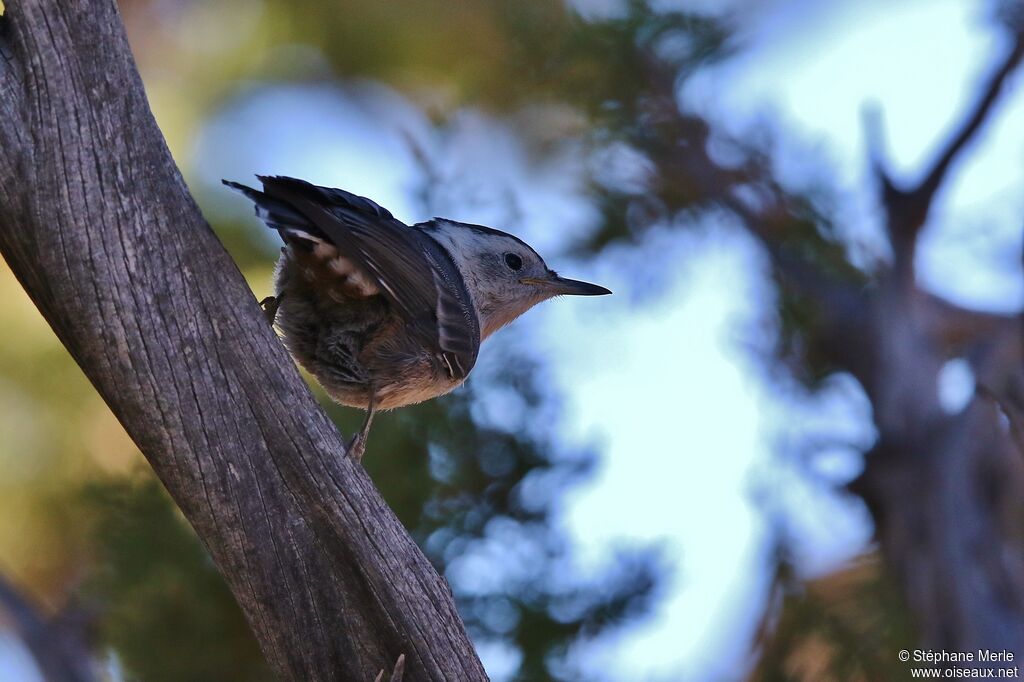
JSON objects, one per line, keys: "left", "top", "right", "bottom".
{"left": 259, "top": 295, "right": 281, "bottom": 325}
{"left": 345, "top": 432, "right": 367, "bottom": 461}
{"left": 347, "top": 396, "right": 376, "bottom": 463}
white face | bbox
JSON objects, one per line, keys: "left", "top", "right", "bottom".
{"left": 424, "top": 220, "right": 554, "bottom": 339}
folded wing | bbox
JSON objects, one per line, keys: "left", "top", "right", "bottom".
{"left": 224, "top": 176, "right": 480, "bottom": 382}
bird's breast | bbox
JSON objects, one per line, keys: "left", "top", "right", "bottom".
{"left": 372, "top": 373, "right": 465, "bottom": 410}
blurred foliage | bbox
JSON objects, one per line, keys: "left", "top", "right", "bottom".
{"left": 0, "top": 0, "right": 918, "bottom": 680}
{"left": 751, "top": 554, "right": 915, "bottom": 682}
{"left": 79, "top": 478, "right": 274, "bottom": 682}
{"left": 355, "top": 361, "right": 660, "bottom": 679}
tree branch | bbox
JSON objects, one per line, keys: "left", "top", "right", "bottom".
{"left": 874, "top": 32, "right": 1024, "bottom": 264}
{"left": 628, "top": 8, "right": 1024, "bottom": 661}
{"left": 915, "top": 36, "right": 1024, "bottom": 211}
{"left": 0, "top": 2, "right": 486, "bottom": 680}
{"left": 0, "top": 573, "right": 95, "bottom": 682}
{"left": 919, "top": 292, "right": 1020, "bottom": 354}
{"left": 846, "top": 24, "right": 1024, "bottom": 658}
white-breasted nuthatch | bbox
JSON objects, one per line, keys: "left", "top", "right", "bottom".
{"left": 225, "top": 175, "right": 610, "bottom": 460}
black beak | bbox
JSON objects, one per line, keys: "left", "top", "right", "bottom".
{"left": 521, "top": 275, "right": 612, "bottom": 296}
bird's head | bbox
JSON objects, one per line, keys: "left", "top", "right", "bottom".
{"left": 422, "top": 219, "right": 611, "bottom": 339}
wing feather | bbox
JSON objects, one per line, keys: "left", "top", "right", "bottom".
{"left": 227, "top": 176, "right": 480, "bottom": 381}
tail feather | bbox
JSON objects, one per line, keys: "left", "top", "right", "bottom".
{"left": 222, "top": 179, "right": 325, "bottom": 245}
{"left": 256, "top": 175, "right": 395, "bottom": 222}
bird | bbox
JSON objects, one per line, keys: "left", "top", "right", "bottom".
{"left": 224, "top": 175, "right": 611, "bottom": 460}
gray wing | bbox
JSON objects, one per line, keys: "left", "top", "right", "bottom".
{"left": 228, "top": 175, "right": 480, "bottom": 382}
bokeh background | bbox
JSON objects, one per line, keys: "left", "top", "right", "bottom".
{"left": 1, "top": 0, "right": 1022, "bottom": 680}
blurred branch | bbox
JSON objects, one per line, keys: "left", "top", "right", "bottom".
{"left": 841, "top": 28, "right": 1024, "bottom": 660}
{"left": 914, "top": 35, "right": 1023, "bottom": 215}
{"left": 0, "top": 2, "right": 485, "bottom": 681}
{"left": 977, "top": 381, "right": 1024, "bottom": 456}
{"left": 0, "top": 573, "right": 95, "bottom": 682}
{"left": 841, "top": 31, "right": 1024, "bottom": 657}
{"left": 607, "top": 5, "right": 1024, "bottom": 663}
{"left": 920, "top": 293, "right": 1020, "bottom": 353}
{"left": 872, "top": 31, "right": 1024, "bottom": 269}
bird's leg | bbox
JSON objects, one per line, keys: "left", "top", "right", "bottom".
{"left": 259, "top": 293, "right": 283, "bottom": 325}
{"left": 346, "top": 390, "right": 377, "bottom": 461}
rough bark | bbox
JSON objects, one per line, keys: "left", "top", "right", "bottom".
{"left": 0, "top": 2, "right": 487, "bottom": 680}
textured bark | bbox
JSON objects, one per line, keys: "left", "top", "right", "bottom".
{"left": 0, "top": 2, "right": 487, "bottom": 680}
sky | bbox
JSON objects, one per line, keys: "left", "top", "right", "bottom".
{"left": 6, "top": 1, "right": 1023, "bottom": 680}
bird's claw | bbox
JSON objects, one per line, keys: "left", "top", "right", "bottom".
{"left": 259, "top": 295, "right": 281, "bottom": 325}
{"left": 346, "top": 432, "right": 367, "bottom": 461}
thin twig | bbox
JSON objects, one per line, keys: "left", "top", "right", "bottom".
{"left": 915, "top": 38, "right": 1024, "bottom": 208}
{"left": 882, "top": 35, "right": 1024, "bottom": 250}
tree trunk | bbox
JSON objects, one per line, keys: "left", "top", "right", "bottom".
{"left": 0, "top": 2, "right": 487, "bottom": 680}
{"left": 627, "top": 15, "right": 1024, "bottom": 664}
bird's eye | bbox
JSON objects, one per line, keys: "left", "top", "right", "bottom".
{"left": 504, "top": 253, "right": 524, "bottom": 271}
